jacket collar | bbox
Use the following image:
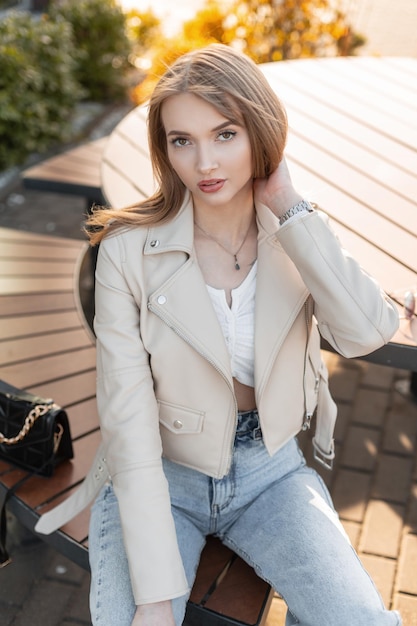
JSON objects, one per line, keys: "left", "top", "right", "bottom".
{"left": 145, "top": 191, "right": 309, "bottom": 390}
{"left": 144, "top": 191, "right": 194, "bottom": 256}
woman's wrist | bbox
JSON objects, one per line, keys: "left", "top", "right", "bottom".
{"left": 267, "top": 191, "right": 304, "bottom": 219}
{"left": 133, "top": 601, "right": 175, "bottom": 625}
{"left": 278, "top": 199, "right": 314, "bottom": 225}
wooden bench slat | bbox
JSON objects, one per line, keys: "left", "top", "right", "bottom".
{"left": 115, "top": 105, "right": 148, "bottom": 145}
{"left": 287, "top": 110, "right": 417, "bottom": 209}
{"left": 285, "top": 151, "right": 417, "bottom": 271}
{"left": 0, "top": 347, "right": 96, "bottom": 390}
{"left": 300, "top": 59, "right": 417, "bottom": 124}
{"left": 189, "top": 537, "right": 236, "bottom": 604}
{"left": 101, "top": 134, "right": 155, "bottom": 202}
{"left": 0, "top": 259, "right": 79, "bottom": 276}
{"left": 204, "top": 557, "right": 272, "bottom": 623}
{"left": 1, "top": 329, "right": 93, "bottom": 366}
{"left": 27, "top": 370, "right": 97, "bottom": 409}
{"left": 0, "top": 276, "right": 77, "bottom": 294}
{"left": 268, "top": 59, "right": 417, "bottom": 149}
{"left": 270, "top": 76, "right": 417, "bottom": 176}
{"left": 0, "top": 310, "right": 83, "bottom": 340}
{"left": 0, "top": 227, "right": 84, "bottom": 248}
{"left": 22, "top": 138, "right": 108, "bottom": 191}
{"left": 101, "top": 161, "right": 148, "bottom": 207}
{"left": 0, "top": 242, "right": 84, "bottom": 261}
{"left": 0, "top": 292, "right": 76, "bottom": 317}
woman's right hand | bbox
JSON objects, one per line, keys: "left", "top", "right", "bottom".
{"left": 131, "top": 601, "right": 176, "bottom": 626}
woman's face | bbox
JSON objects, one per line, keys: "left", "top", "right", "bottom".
{"left": 161, "top": 92, "right": 254, "bottom": 212}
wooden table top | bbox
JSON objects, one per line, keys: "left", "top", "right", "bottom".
{"left": 101, "top": 56, "right": 417, "bottom": 370}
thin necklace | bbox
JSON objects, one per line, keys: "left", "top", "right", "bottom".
{"left": 194, "top": 219, "right": 253, "bottom": 270}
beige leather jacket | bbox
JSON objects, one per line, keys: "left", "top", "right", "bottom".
{"left": 36, "top": 193, "right": 398, "bottom": 605}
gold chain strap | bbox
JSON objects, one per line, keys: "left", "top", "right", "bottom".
{"left": 0, "top": 404, "right": 52, "bottom": 445}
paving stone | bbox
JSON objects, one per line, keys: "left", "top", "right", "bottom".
{"left": 327, "top": 361, "right": 361, "bottom": 403}
{"left": 397, "top": 533, "right": 417, "bottom": 595}
{"left": 405, "top": 483, "right": 417, "bottom": 534}
{"left": 0, "top": 538, "right": 55, "bottom": 605}
{"left": 333, "top": 403, "right": 351, "bottom": 442}
{"left": 359, "top": 554, "right": 396, "bottom": 608}
{"left": 359, "top": 362, "right": 395, "bottom": 389}
{"left": 359, "top": 500, "right": 404, "bottom": 558}
{"left": 46, "top": 551, "right": 87, "bottom": 585}
{"left": 331, "top": 468, "right": 371, "bottom": 522}
{"left": 383, "top": 410, "right": 417, "bottom": 456}
{"left": 372, "top": 454, "right": 414, "bottom": 503}
{"left": 351, "top": 388, "right": 390, "bottom": 427}
{"left": 0, "top": 604, "right": 19, "bottom": 626}
{"left": 64, "top": 574, "right": 92, "bottom": 624}
{"left": 11, "top": 579, "right": 76, "bottom": 626}
{"left": 340, "top": 425, "right": 381, "bottom": 471}
{"left": 391, "top": 387, "right": 417, "bottom": 418}
{"left": 393, "top": 593, "right": 417, "bottom": 625}
{"left": 340, "top": 520, "right": 361, "bottom": 548}
{"left": 266, "top": 595, "right": 286, "bottom": 626}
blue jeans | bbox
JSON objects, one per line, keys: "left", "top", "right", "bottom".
{"left": 89, "top": 410, "right": 401, "bottom": 626}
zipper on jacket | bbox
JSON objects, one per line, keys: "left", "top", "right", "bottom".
{"left": 148, "top": 302, "right": 238, "bottom": 476}
{"left": 302, "top": 296, "right": 314, "bottom": 431}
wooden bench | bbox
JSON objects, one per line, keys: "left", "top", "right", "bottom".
{"left": 21, "top": 138, "right": 108, "bottom": 210}
{"left": 0, "top": 226, "right": 273, "bottom": 626}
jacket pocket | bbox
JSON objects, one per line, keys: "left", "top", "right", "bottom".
{"left": 158, "top": 400, "right": 204, "bottom": 435}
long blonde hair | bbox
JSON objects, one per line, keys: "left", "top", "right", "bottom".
{"left": 87, "top": 44, "right": 288, "bottom": 245}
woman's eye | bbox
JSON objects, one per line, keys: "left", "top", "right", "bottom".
{"left": 171, "top": 137, "right": 189, "bottom": 147}
{"left": 218, "top": 130, "right": 236, "bottom": 141}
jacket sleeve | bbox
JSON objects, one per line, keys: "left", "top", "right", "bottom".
{"left": 94, "top": 234, "right": 189, "bottom": 605}
{"left": 277, "top": 210, "right": 399, "bottom": 358}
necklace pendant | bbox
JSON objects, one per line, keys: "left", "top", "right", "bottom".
{"left": 234, "top": 255, "right": 240, "bottom": 270}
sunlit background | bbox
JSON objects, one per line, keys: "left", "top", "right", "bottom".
{"left": 119, "top": 0, "right": 417, "bottom": 55}
{"left": 119, "top": 0, "right": 205, "bottom": 35}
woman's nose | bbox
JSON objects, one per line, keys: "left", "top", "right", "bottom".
{"left": 196, "top": 144, "right": 218, "bottom": 174}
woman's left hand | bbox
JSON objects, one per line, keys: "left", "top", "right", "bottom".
{"left": 254, "top": 158, "right": 303, "bottom": 219}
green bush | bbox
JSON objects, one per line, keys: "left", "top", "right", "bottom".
{"left": 0, "top": 11, "right": 84, "bottom": 170}
{"left": 49, "top": 0, "right": 132, "bottom": 101}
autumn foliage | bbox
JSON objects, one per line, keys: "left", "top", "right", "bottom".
{"left": 130, "top": 0, "right": 364, "bottom": 104}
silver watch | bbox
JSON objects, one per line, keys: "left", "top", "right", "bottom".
{"left": 279, "top": 200, "right": 313, "bottom": 225}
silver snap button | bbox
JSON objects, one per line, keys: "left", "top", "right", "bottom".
{"left": 157, "top": 295, "right": 167, "bottom": 305}
{"left": 150, "top": 239, "right": 160, "bottom": 247}
{"left": 173, "top": 420, "right": 183, "bottom": 430}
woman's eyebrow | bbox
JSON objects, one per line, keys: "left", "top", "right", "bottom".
{"left": 166, "top": 119, "right": 238, "bottom": 137}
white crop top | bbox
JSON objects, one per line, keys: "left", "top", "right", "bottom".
{"left": 206, "top": 261, "right": 256, "bottom": 387}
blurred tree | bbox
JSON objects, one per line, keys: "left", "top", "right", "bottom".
{"left": 217, "top": 0, "right": 365, "bottom": 62}
{"left": 49, "top": 0, "right": 132, "bottom": 101}
{"left": 126, "top": 8, "right": 162, "bottom": 59}
{"left": 131, "top": 0, "right": 364, "bottom": 103}
{"left": 0, "top": 11, "right": 83, "bottom": 168}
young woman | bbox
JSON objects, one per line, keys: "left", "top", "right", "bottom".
{"left": 36, "top": 44, "right": 401, "bottom": 626}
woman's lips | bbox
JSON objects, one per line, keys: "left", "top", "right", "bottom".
{"left": 197, "top": 179, "right": 225, "bottom": 193}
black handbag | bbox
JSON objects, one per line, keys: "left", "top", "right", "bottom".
{"left": 0, "top": 379, "right": 73, "bottom": 477}
{"left": 0, "top": 380, "right": 74, "bottom": 566}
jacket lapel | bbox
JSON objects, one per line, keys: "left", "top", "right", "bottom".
{"left": 254, "top": 203, "right": 309, "bottom": 395}
{"left": 144, "top": 194, "right": 309, "bottom": 391}
{"left": 145, "top": 193, "right": 233, "bottom": 383}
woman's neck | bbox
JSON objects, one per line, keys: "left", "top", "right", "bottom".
{"left": 192, "top": 198, "right": 255, "bottom": 248}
